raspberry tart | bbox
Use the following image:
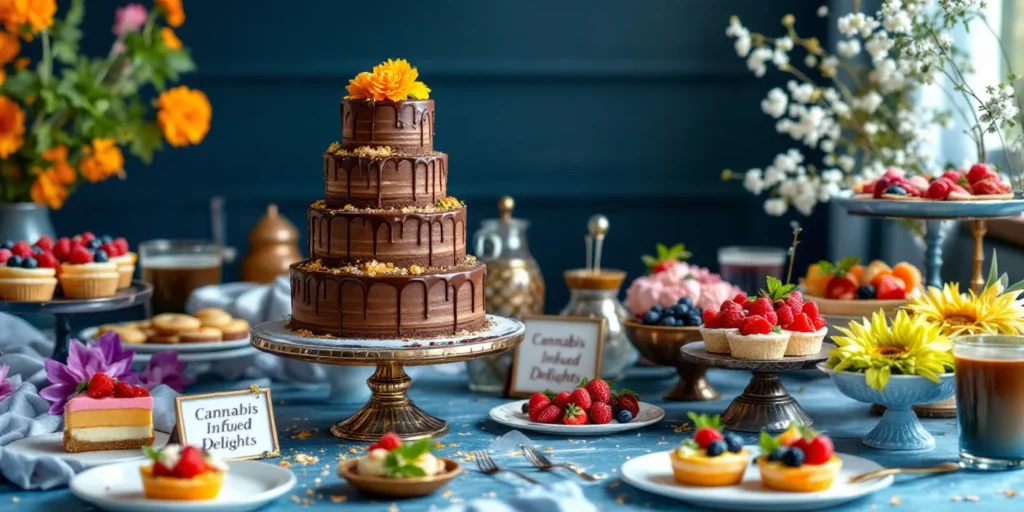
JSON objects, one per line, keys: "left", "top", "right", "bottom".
{"left": 853, "top": 165, "right": 1015, "bottom": 202}
{"left": 776, "top": 292, "right": 828, "bottom": 356}
{"left": 140, "top": 444, "right": 227, "bottom": 501}
{"left": 756, "top": 423, "right": 842, "bottom": 492}
{"left": 699, "top": 294, "right": 745, "bottom": 354}
{"left": 669, "top": 412, "right": 750, "bottom": 486}
{"left": 724, "top": 279, "right": 793, "bottom": 360}
{"left": 0, "top": 240, "right": 58, "bottom": 301}
{"left": 56, "top": 236, "right": 119, "bottom": 298}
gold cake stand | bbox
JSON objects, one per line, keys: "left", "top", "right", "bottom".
{"left": 250, "top": 315, "right": 524, "bottom": 441}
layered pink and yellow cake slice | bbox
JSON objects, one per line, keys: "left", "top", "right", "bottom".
{"left": 63, "top": 395, "right": 155, "bottom": 453}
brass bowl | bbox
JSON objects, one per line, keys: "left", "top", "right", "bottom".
{"left": 337, "top": 458, "right": 461, "bottom": 498}
{"left": 623, "top": 319, "right": 718, "bottom": 401}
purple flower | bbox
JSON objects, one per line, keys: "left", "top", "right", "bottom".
{"left": 113, "top": 3, "right": 148, "bottom": 36}
{"left": 0, "top": 364, "right": 13, "bottom": 404}
{"left": 40, "top": 335, "right": 139, "bottom": 415}
{"left": 140, "top": 351, "right": 193, "bottom": 393}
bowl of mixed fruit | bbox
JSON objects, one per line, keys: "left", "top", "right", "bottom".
{"left": 800, "top": 257, "right": 921, "bottom": 318}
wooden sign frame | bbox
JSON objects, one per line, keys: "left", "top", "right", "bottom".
{"left": 508, "top": 315, "right": 606, "bottom": 398}
{"left": 174, "top": 385, "right": 280, "bottom": 461}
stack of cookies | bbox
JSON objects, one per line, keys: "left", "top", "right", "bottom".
{"left": 98, "top": 309, "right": 250, "bottom": 344}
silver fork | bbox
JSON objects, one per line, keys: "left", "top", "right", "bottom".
{"left": 474, "top": 450, "right": 540, "bottom": 484}
{"left": 520, "top": 444, "right": 602, "bottom": 481}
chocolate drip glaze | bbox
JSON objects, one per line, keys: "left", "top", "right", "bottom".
{"left": 289, "top": 260, "right": 486, "bottom": 337}
{"left": 308, "top": 206, "right": 467, "bottom": 267}
{"left": 341, "top": 99, "right": 434, "bottom": 152}
{"left": 324, "top": 153, "right": 448, "bottom": 209}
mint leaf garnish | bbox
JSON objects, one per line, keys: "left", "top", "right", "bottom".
{"left": 759, "top": 431, "right": 780, "bottom": 455}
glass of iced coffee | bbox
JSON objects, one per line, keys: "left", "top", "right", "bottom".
{"left": 139, "top": 240, "right": 223, "bottom": 315}
{"left": 954, "top": 334, "right": 1024, "bottom": 471}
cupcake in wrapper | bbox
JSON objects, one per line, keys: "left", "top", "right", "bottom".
{"left": 59, "top": 262, "right": 119, "bottom": 298}
{"left": 699, "top": 327, "right": 735, "bottom": 354}
{"left": 0, "top": 267, "right": 58, "bottom": 301}
{"left": 112, "top": 251, "right": 137, "bottom": 288}
{"left": 727, "top": 330, "right": 791, "bottom": 360}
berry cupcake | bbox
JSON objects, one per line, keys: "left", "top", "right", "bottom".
{"left": 58, "top": 243, "right": 119, "bottom": 299}
{"left": 780, "top": 297, "right": 828, "bottom": 356}
{"left": 0, "top": 241, "right": 59, "bottom": 301}
{"left": 88, "top": 233, "right": 135, "bottom": 289}
{"left": 669, "top": 413, "right": 750, "bottom": 486}
{"left": 699, "top": 294, "right": 746, "bottom": 353}
{"left": 756, "top": 423, "right": 841, "bottom": 492}
{"left": 725, "top": 278, "right": 796, "bottom": 360}
{"left": 140, "top": 444, "right": 227, "bottom": 501}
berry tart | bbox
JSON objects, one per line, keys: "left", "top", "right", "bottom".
{"left": 773, "top": 291, "right": 828, "bottom": 356}
{"left": 140, "top": 444, "right": 227, "bottom": 501}
{"left": 801, "top": 257, "right": 920, "bottom": 317}
{"left": 0, "top": 239, "right": 58, "bottom": 301}
{"left": 524, "top": 378, "right": 641, "bottom": 425}
{"left": 669, "top": 413, "right": 749, "bottom": 487}
{"left": 77, "top": 233, "right": 135, "bottom": 289}
{"left": 853, "top": 165, "right": 1014, "bottom": 201}
{"left": 55, "top": 236, "right": 119, "bottom": 299}
{"left": 699, "top": 293, "right": 746, "bottom": 354}
{"left": 724, "top": 278, "right": 794, "bottom": 360}
{"left": 756, "top": 423, "right": 842, "bottom": 492}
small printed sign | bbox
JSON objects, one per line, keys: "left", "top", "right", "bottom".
{"left": 508, "top": 315, "right": 605, "bottom": 398}
{"left": 174, "top": 385, "right": 280, "bottom": 460}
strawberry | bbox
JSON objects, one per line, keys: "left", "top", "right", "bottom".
{"left": 643, "top": 243, "right": 690, "bottom": 275}
{"left": 872, "top": 177, "right": 891, "bottom": 199}
{"left": 34, "top": 235, "right": 54, "bottom": 252}
{"left": 68, "top": 246, "right": 94, "bottom": 264}
{"left": 786, "top": 291, "right": 804, "bottom": 315}
{"left": 740, "top": 315, "right": 773, "bottom": 335}
{"left": 568, "top": 388, "right": 593, "bottom": 410}
{"left": 812, "top": 315, "right": 827, "bottom": 330}
{"left": 942, "top": 170, "right": 963, "bottom": 182}
{"left": 786, "top": 313, "right": 815, "bottom": 333}
{"left": 378, "top": 432, "right": 402, "bottom": 451}
{"left": 972, "top": 178, "right": 1004, "bottom": 195}
{"left": 967, "top": 163, "right": 998, "bottom": 184}
{"left": 776, "top": 304, "right": 795, "bottom": 327}
{"left": 0, "top": 248, "right": 10, "bottom": 265}
{"left": 152, "top": 461, "right": 175, "bottom": 477}
{"left": 825, "top": 276, "right": 857, "bottom": 300}
{"left": 52, "top": 237, "right": 72, "bottom": 262}
{"left": 86, "top": 372, "right": 114, "bottom": 398}
{"left": 689, "top": 412, "right": 725, "bottom": 449}
{"left": 614, "top": 390, "right": 640, "bottom": 417}
{"left": 562, "top": 404, "right": 588, "bottom": 426}
{"left": 11, "top": 241, "right": 33, "bottom": 259}
{"left": 801, "top": 301, "right": 819, "bottom": 318}
{"left": 748, "top": 297, "right": 778, "bottom": 326}
{"left": 876, "top": 275, "right": 907, "bottom": 300}
{"left": 173, "top": 446, "right": 208, "bottom": 479}
{"left": 588, "top": 402, "right": 613, "bottom": 425}
{"left": 35, "top": 251, "right": 57, "bottom": 269}
{"left": 803, "top": 435, "right": 835, "bottom": 465}
{"left": 535, "top": 404, "right": 562, "bottom": 424}
{"left": 582, "top": 378, "right": 612, "bottom": 405}
{"left": 113, "top": 381, "right": 135, "bottom": 398}
{"left": 651, "top": 261, "right": 674, "bottom": 274}
{"left": 552, "top": 391, "right": 571, "bottom": 408}
{"left": 133, "top": 385, "right": 150, "bottom": 397}
{"left": 702, "top": 309, "right": 723, "bottom": 328}
{"left": 906, "top": 175, "right": 930, "bottom": 195}
{"left": 732, "top": 293, "right": 748, "bottom": 304}
{"left": 528, "top": 392, "right": 551, "bottom": 421}
{"left": 926, "top": 179, "right": 953, "bottom": 200}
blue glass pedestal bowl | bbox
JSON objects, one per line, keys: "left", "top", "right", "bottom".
{"left": 818, "top": 363, "right": 956, "bottom": 451}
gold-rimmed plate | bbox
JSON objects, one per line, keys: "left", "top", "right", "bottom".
{"left": 337, "top": 458, "right": 461, "bottom": 498}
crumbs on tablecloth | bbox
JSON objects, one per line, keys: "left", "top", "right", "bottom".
{"left": 952, "top": 496, "right": 962, "bottom": 502}
{"left": 292, "top": 429, "right": 317, "bottom": 440}
{"left": 442, "top": 490, "right": 453, "bottom": 499}
{"left": 965, "top": 495, "right": 980, "bottom": 502}
{"left": 670, "top": 424, "right": 693, "bottom": 433}
{"left": 890, "top": 496, "right": 901, "bottom": 506}
{"left": 389, "top": 503, "right": 400, "bottom": 512}
{"left": 608, "top": 481, "right": 620, "bottom": 489}
{"left": 1005, "top": 490, "right": 1017, "bottom": 497}
{"left": 278, "top": 460, "right": 293, "bottom": 468}
{"left": 11, "top": 497, "right": 18, "bottom": 503}
{"left": 294, "top": 453, "right": 320, "bottom": 465}
{"left": 615, "top": 494, "right": 628, "bottom": 505}
{"left": 330, "top": 495, "right": 348, "bottom": 503}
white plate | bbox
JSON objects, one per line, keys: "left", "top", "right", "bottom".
{"left": 620, "top": 448, "right": 894, "bottom": 511}
{"left": 5, "top": 431, "right": 171, "bottom": 468}
{"left": 70, "top": 459, "right": 296, "bottom": 512}
{"left": 80, "top": 327, "right": 252, "bottom": 353}
{"left": 488, "top": 400, "right": 665, "bottom": 435}
{"left": 132, "top": 345, "right": 259, "bottom": 364}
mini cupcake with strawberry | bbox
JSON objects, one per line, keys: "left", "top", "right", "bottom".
{"left": 669, "top": 412, "right": 749, "bottom": 487}
{"left": 53, "top": 234, "right": 119, "bottom": 299}
{"left": 0, "top": 239, "right": 59, "bottom": 301}
{"left": 756, "top": 423, "right": 841, "bottom": 492}
{"left": 141, "top": 444, "right": 227, "bottom": 501}
{"left": 524, "top": 378, "right": 641, "bottom": 425}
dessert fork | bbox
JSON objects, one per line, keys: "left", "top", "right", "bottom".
{"left": 520, "top": 444, "right": 601, "bottom": 481}
{"left": 474, "top": 450, "right": 539, "bottom": 484}
{"left": 849, "top": 462, "right": 960, "bottom": 483}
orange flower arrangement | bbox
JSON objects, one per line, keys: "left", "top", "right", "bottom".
{"left": 0, "top": 31, "right": 18, "bottom": 64}
{"left": 78, "top": 138, "right": 124, "bottom": 183}
{"left": 29, "top": 168, "right": 66, "bottom": 209}
{"left": 156, "top": 86, "right": 212, "bottom": 147}
{"left": 345, "top": 58, "right": 431, "bottom": 102}
{"left": 42, "top": 145, "right": 75, "bottom": 185}
{"left": 155, "top": 0, "right": 184, "bottom": 28}
{"left": 0, "top": 96, "right": 24, "bottom": 158}
{"left": 0, "top": 0, "right": 56, "bottom": 35}
{"left": 160, "top": 28, "right": 181, "bottom": 51}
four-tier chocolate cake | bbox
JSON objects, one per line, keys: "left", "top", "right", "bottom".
{"left": 290, "top": 63, "right": 486, "bottom": 338}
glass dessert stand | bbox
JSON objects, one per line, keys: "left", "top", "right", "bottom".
{"left": 679, "top": 342, "right": 831, "bottom": 433}
{"left": 0, "top": 280, "right": 152, "bottom": 363}
{"left": 251, "top": 314, "right": 524, "bottom": 441}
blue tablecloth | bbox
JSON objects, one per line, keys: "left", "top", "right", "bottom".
{"left": 3, "top": 366, "right": 1023, "bottom": 511}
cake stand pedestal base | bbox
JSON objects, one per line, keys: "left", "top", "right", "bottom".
{"left": 665, "top": 363, "right": 719, "bottom": 402}
{"left": 330, "top": 363, "right": 449, "bottom": 441}
{"left": 722, "top": 372, "right": 812, "bottom": 433}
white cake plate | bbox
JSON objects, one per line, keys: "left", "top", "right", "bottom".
{"left": 5, "top": 431, "right": 171, "bottom": 468}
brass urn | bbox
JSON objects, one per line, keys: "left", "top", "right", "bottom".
{"left": 241, "top": 204, "right": 302, "bottom": 283}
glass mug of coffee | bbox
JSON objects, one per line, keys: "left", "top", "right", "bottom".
{"left": 139, "top": 240, "right": 223, "bottom": 315}
{"left": 954, "top": 335, "right": 1024, "bottom": 471}
{"left": 717, "top": 246, "right": 787, "bottom": 295}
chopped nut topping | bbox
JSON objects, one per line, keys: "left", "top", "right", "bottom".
{"left": 409, "top": 265, "right": 423, "bottom": 275}
{"left": 298, "top": 256, "right": 477, "bottom": 277}
{"left": 311, "top": 199, "right": 464, "bottom": 214}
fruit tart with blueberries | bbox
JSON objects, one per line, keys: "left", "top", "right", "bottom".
{"left": 669, "top": 412, "right": 749, "bottom": 487}
{"left": 140, "top": 444, "right": 227, "bottom": 501}
{"left": 0, "top": 238, "right": 59, "bottom": 301}
{"left": 351, "top": 433, "right": 446, "bottom": 478}
{"left": 853, "top": 165, "right": 1014, "bottom": 201}
{"left": 756, "top": 423, "right": 842, "bottom": 492}
{"left": 523, "top": 378, "right": 642, "bottom": 425}
{"left": 801, "top": 257, "right": 920, "bottom": 317}
{"left": 53, "top": 233, "right": 121, "bottom": 299}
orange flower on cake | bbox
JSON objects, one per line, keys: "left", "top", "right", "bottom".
{"left": 0, "top": 95, "right": 24, "bottom": 158}
{"left": 30, "top": 168, "right": 67, "bottom": 209}
{"left": 157, "top": 86, "right": 211, "bottom": 147}
{"left": 42, "top": 144, "right": 76, "bottom": 185}
{"left": 160, "top": 28, "right": 182, "bottom": 51}
{"left": 155, "top": 0, "right": 184, "bottom": 28}
{"left": 79, "top": 138, "right": 124, "bottom": 183}
{"left": 345, "top": 58, "right": 431, "bottom": 101}
{"left": 0, "top": 31, "right": 19, "bottom": 65}
{"left": 0, "top": 0, "right": 56, "bottom": 35}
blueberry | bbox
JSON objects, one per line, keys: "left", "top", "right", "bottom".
{"left": 642, "top": 311, "right": 661, "bottom": 325}
{"left": 22, "top": 257, "right": 37, "bottom": 269}
{"left": 705, "top": 440, "right": 727, "bottom": 457}
{"left": 677, "top": 296, "right": 695, "bottom": 309}
{"left": 94, "top": 249, "right": 109, "bottom": 263}
{"left": 521, "top": 402, "right": 529, "bottom": 414}
{"left": 768, "top": 447, "right": 789, "bottom": 462}
{"left": 781, "top": 447, "right": 805, "bottom": 467}
{"left": 660, "top": 316, "right": 678, "bottom": 327}
{"left": 7, "top": 255, "right": 22, "bottom": 267}
{"left": 884, "top": 185, "right": 908, "bottom": 196}
{"left": 724, "top": 434, "right": 743, "bottom": 453}
{"left": 856, "top": 285, "right": 877, "bottom": 300}
{"left": 616, "top": 410, "right": 633, "bottom": 423}
{"left": 671, "top": 304, "right": 689, "bottom": 318}
{"left": 684, "top": 313, "right": 703, "bottom": 326}
{"left": 0, "top": 240, "right": 11, "bottom": 250}
{"left": 99, "top": 235, "right": 113, "bottom": 244}
{"left": 32, "top": 245, "right": 43, "bottom": 254}
{"left": 86, "top": 239, "right": 102, "bottom": 250}
{"left": 650, "top": 305, "right": 663, "bottom": 314}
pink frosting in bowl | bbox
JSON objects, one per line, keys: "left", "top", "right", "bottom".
{"left": 625, "top": 262, "right": 742, "bottom": 316}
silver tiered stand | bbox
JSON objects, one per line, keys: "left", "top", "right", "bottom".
{"left": 251, "top": 315, "right": 524, "bottom": 441}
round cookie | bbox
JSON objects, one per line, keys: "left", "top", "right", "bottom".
{"left": 110, "top": 326, "right": 148, "bottom": 344}
{"left": 96, "top": 323, "right": 125, "bottom": 335}
{"left": 218, "top": 319, "right": 250, "bottom": 340}
{"left": 197, "top": 309, "right": 232, "bottom": 328}
{"left": 179, "top": 327, "right": 223, "bottom": 343}
{"left": 148, "top": 333, "right": 180, "bottom": 344}
{"left": 152, "top": 313, "right": 202, "bottom": 334}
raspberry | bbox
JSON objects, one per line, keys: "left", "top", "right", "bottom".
{"left": 786, "top": 291, "right": 804, "bottom": 315}
{"left": 0, "top": 248, "right": 10, "bottom": 265}
{"left": 694, "top": 427, "right": 725, "bottom": 449}
{"left": 926, "top": 179, "right": 953, "bottom": 200}
{"left": 173, "top": 446, "right": 208, "bottom": 479}
{"left": 942, "top": 170, "right": 963, "bottom": 182}
{"left": 86, "top": 372, "right": 115, "bottom": 398}
{"left": 972, "top": 178, "right": 1004, "bottom": 195}
{"left": 79, "top": 231, "right": 95, "bottom": 242}
{"left": 787, "top": 313, "right": 815, "bottom": 333}
{"left": 113, "top": 237, "right": 129, "bottom": 255}
{"left": 52, "top": 238, "right": 72, "bottom": 262}
{"left": 776, "top": 304, "right": 795, "bottom": 326}
{"left": 739, "top": 315, "right": 773, "bottom": 335}
{"left": 113, "top": 381, "right": 135, "bottom": 398}
{"left": 702, "top": 309, "right": 723, "bottom": 328}
{"left": 100, "top": 243, "right": 119, "bottom": 258}
{"left": 812, "top": 315, "right": 827, "bottom": 330}
{"left": 967, "top": 163, "right": 998, "bottom": 184}
{"left": 11, "top": 241, "right": 33, "bottom": 259}
{"left": 35, "top": 251, "right": 57, "bottom": 269}
{"left": 68, "top": 246, "right": 94, "bottom": 264}
{"left": 801, "top": 301, "right": 819, "bottom": 318}
{"left": 748, "top": 297, "right": 778, "bottom": 326}
{"left": 732, "top": 293, "right": 748, "bottom": 304}
{"left": 133, "top": 385, "right": 150, "bottom": 397}
{"left": 34, "top": 235, "right": 54, "bottom": 251}
{"left": 378, "top": 432, "right": 402, "bottom": 451}
{"left": 721, "top": 307, "right": 746, "bottom": 329}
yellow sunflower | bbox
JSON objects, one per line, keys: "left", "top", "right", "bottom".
{"left": 905, "top": 282, "right": 1024, "bottom": 337}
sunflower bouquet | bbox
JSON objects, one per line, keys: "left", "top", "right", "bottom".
{"left": 0, "top": 0, "right": 210, "bottom": 209}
